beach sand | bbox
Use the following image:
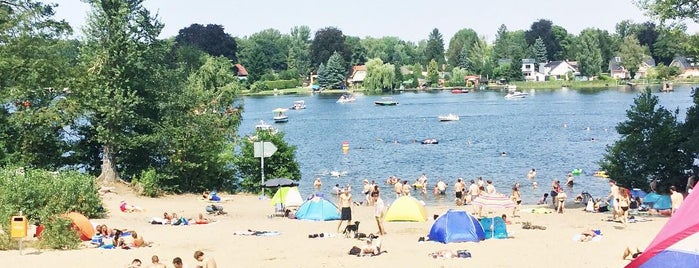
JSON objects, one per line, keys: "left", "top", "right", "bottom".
{"left": 0, "top": 188, "right": 666, "bottom": 268}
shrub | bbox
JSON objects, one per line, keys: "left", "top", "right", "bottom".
{"left": 0, "top": 167, "right": 104, "bottom": 251}
{"left": 134, "top": 168, "right": 163, "bottom": 197}
{"left": 263, "top": 79, "right": 300, "bottom": 90}
{"left": 37, "top": 216, "right": 81, "bottom": 250}
{"left": 250, "top": 81, "right": 269, "bottom": 92}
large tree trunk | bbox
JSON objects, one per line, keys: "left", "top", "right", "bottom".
{"left": 97, "top": 144, "right": 119, "bottom": 183}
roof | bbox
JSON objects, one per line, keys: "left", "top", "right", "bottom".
{"left": 642, "top": 56, "right": 656, "bottom": 67}
{"left": 350, "top": 65, "right": 367, "bottom": 82}
{"left": 352, "top": 65, "right": 367, "bottom": 72}
{"left": 544, "top": 60, "right": 579, "bottom": 72}
{"left": 522, "top": 58, "right": 536, "bottom": 64}
{"left": 234, "top": 64, "right": 248, "bottom": 76}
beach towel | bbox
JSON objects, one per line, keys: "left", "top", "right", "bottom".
{"left": 572, "top": 234, "right": 603, "bottom": 242}
{"left": 234, "top": 230, "right": 281, "bottom": 236}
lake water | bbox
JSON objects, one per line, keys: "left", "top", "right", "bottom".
{"left": 237, "top": 85, "right": 696, "bottom": 205}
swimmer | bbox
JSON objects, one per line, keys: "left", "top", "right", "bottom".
{"left": 532, "top": 181, "right": 538, "bottom": 189}
{"left": 501, "top": 151, "right": 507, "bottom": 157}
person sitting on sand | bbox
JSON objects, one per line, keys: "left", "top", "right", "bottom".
{"left": 150, "top": 255, "right": 167, "bottom": 268}
{"left": 131, "top": 231, "right": 152, "bottom": 248}
{"left": 501, "top": 214, "right": 512, "bottom": 225}
{"left": 429, "top": 249, "right": 471, "bottom": 259}
{"left": 194, "top": 250, "right": 217, "bottom": 268}
{"left": 120, "top": 200, "right": 144, "bottom": 213}
{"left": 195, "top": 213, "right": 211, "bottom": 224}
{"left": 128, "top": 259, "right": 142, "bottom": 268}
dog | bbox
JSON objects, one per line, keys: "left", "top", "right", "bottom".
{"left": 343, "top": 221, "right": 360, "bottom": 238}
{"left": 354, "top": 232, "right": 367, "bottom": 239}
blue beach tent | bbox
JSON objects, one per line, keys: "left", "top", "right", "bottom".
{"left": 480, "top": 217, "right": 509, "bottom": 239}
{"left": 428, "top": 210, "right": 485, "bottom": 243}
{"left": 643, "top": 193, "right": 672, "bottom": 210}
{"left": 295, "top": 196, "right": 340, "bottom": 221}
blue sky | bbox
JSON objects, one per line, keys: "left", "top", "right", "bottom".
{"left": 49, "top": 0, "right": 699, "bottom": 42}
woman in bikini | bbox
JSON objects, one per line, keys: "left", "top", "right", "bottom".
{"left": 617, "top": 187, "right": 631, "bottom": 225}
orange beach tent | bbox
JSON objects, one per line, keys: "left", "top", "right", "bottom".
{"left": 64, "top": 212, "right": 95, "bottom": 241}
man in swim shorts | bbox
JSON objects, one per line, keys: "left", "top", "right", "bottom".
{"left": 337, "top": 189, "right": 353, "bottom": 233}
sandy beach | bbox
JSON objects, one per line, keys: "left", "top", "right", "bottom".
{"left": 0, "top": 187, "right": 667, "bottom": 268}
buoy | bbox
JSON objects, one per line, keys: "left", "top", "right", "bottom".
{"left": 342, "top": 141, "right": 349, "bottom": 154}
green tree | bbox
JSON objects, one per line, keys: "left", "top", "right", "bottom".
{"left": 636, "top": 0, "right": 699, "bottom": 22}
{"left": 237, "top": 28, "right": 289, "bottom": 82}
{"left": 617, "top": 36, "right": 646, "bottom": 78}
{"left": 458, "top": 44, "right": 471, "bottom": 70}
{"left": 681, "top": 88, "right": 699, "bottom": 166}
{"left": 532, "top": 37, "right": 548, "bottom": 63}
{"left": 467, "top": 37, "right": 493, "bottom": 75}
{"left": 174, "top": 24, "right": 237, "bottom": 62}
{"left": 653, "top": 25, "right": 688, "bottom": 65}
{"left": 363, "top": 58, "right": 396, "bottom": 91}
{"left": 76, "top": 0, "right": 167, "bottom": 183}
{"left": 344, "top": 36, "right": 366, "bottom": 66}
{"left": 576, "top": 30, "right": 603, "bottom": 77}
{"left": 319, "top": 52, "right": 346, "bottom": 88}
{"left": 446, "top": 28, "right": 478, "bottom": 68}
{"left": 449, "top": 67, "right": 467, "bottom": 86}
{"left": 493, "top": 24, "right": 511, "bottom": 60}
{"left": 409, "top": 63, "right": 423, "bottom": 88}
{"left": 316, "top": 63, "right": 327, "bottom": 87}
{"left": 525, "top": 19, "right": 560, "bottom": 61}
{"left": 600, "top": 90, "right": 692, "bottom": 192}
{"left": 426, "top": 59, "right": 439, "bottom": 86}
{"left": 235, "top": 130, "right": 300, "bottom": 194}
{"left": 424, "top": 28, "right": 445, "bottom": 65}
{"left": 310, "top": 27, "right": 348, "bottom": 67}
{"left": 0, "top": 0, "right": 76, "bottom": 169}
{"left": 287, "top": 25, "right": 312, "bottom": 78}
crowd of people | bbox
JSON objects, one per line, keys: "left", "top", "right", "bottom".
{"left": 127, "top": 251, "right": 216, "bottom": 268}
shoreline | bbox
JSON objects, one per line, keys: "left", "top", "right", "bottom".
{"left": 0, "top": 191, "right": 668, "bottom": 267}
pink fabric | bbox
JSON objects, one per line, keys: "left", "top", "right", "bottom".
{"left": 627, "top": 191, "right": 699, "bottom": 267}
{"left": 120, "top": 202, "right": 127, "bottom": 212}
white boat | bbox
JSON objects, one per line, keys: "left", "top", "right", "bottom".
{"left": 290, "top": 100, "right": 306, "bottom": 110}
{"left": 438, "top": 114, "right": 460, "bottom": 121}
{"left": 336, "top": 94, "right": 356, "bottom": 103}
{"left": 254, "top": 120, "right": 277, "bottom": 133}
{"left": 505, "top": 92, "right": 529, "bottom": 99}
{"left": 273, "top": 108, "right": 289, "bottom": 123}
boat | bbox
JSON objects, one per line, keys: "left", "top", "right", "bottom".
{"left": 254, "top": 120, "right": 277, "bottom": 133}
{"left": 593, "top": 171, "right": 609, "bottom": 178}
{"left": 505, "top": 92, "right": 529, "bottom": 99}
{"left": 273, "top": 108, "right": 289, "bottom": 123}
{"left": 374, "top": 97, "right": 398, "bottom": 106}
{"left": 421, "top": 138, "right": 438, "bottom": 144}
{"left": 336, "top": 94, "right": 356, "bottom": 103}
{"left": 438, "top": 114, "right": 460, "bottom": 121}
{"left": 451, "top": 88, "right": 469, "bottom": 94}
{"left": 290, "top": 100, "right": 306, "bottom": 110}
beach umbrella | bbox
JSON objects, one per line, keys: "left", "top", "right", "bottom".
{"left": 630, "top": 188, "right": 647, "bottom": 198}
{"left": 262, "top": 178, "right": 298, "bottom": 188}
{"left": 472, "top": 194, "right": 516, "bottom": 209}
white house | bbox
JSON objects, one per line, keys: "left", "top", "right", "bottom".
{"left": 669, "top": 56, "right": 699, "bottom": 78}
{"left": 608, "top": 56, "right": 655, "bottom": 79}
{"left": 541, "top": 60, "right": 580, "bottom": 80}
{"left": 521, "top": 59, "right": 545, "bottom": 81}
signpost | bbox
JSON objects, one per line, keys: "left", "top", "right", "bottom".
{"left": 254, "top": 141, "right": 277, "bottom": 195}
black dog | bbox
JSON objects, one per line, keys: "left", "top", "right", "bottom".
{"left": 343, "top": 221, "right": 360, "bottom": 238}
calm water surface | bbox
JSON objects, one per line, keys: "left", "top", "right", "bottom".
{"left": 237, "top": 86, "right": 696, "bottom": 205}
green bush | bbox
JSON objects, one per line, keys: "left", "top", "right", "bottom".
{"left": 250, "top": 81, "right": 269, "bottom": 92}
{"left": 37, "top": 216, "right": 81, "bottom": 250}
{"left": 0, "top": 167, "right": 104, "bottom": 250}
{"left": 134, "top": 168, "right": 163, "bottom": 197}
{"left": 263, "top": 79, "right": 299, "bottom": 90}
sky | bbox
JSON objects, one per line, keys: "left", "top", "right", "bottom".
{"left": 48, "top": 0, "right": 699, "bottom": 43}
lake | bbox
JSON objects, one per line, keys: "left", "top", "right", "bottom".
{"left": 237, "top": 85, "right": 696, "bottom": 205}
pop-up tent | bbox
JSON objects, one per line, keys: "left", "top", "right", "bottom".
{"left": 270, "top": 186, "right": 303, "bottom": 208}
{"left": 385, "top": 196, "right": 427, "bottom": 222}
{"left": 479, "top": 216, "right": 508, "bottom": 239}
{"left": 627, "top": 191, "right": 699, "bottom": 267}
{"left": 429, "top": 210, "right": 485, "bottom": 243}
{"left": 643, "top": 193, "right": 672, "bottom": 210}
{"left": 64, "top": 212, "right": 95, "bottom": 241}
{"left": 295, "top": 196, "right": 340, "bottom": 221}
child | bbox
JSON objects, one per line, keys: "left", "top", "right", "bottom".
{"left": 537, "top": 193, "right": 549, "bottom": 205}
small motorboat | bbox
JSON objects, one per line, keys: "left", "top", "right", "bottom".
{"left": 505, "top": 92, "right": 529, "bottom": 99}
{"left": 336, "top": 94, "right": 356, "bottom": 103}
{"left": 421, "top": 138, "right": 438, "bottom": 144}
{"left": 451, "top": 88, "right": 469, "bottom": 94}
{"left": 255, "top": 120, "right": 277, "bottom": 133}
{"left": 290, "top": 100, "right": 306, "bottom": 110}
{"left": 438, "top": 114, "right": 460, "bottom": 121}
{"left": 273, "top": 108, "right": 289, "bottom": 123}
{"left": 375, "top": 97, "right": 398, "bottom": 106}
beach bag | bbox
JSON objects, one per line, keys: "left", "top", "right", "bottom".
{"left": 348, "top": 246, "right": 361, "bottom": 256}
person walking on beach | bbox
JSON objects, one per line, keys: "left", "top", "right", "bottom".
{"left": 607, "top": 180, "right": 620, "bottom": 220}
{"left": 337, "top": 188, "right": 353, "bottom": 233}
{"left": 511, "top": 183, "right": 522, "bottom": 217}
{"left": 372, "top": 191, "right": 386, "bottom": 235}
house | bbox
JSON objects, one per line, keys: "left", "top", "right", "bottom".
{"left": 608, "top": 56, "right": 656, "bottom": 79}
{"left": 669, "top": 56, "right": 699, "bottom": 78}
{"left": 234, "top": 64, "right": 248, "bottom": 80}
{"left": 521, "top": 59, "right": 545, "bottom": 81}
{"left": 347, "top": 65, "right": 366, "bottom": 87}
{"left": 541, "top": 60, "right": 580, "bottom": 80}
